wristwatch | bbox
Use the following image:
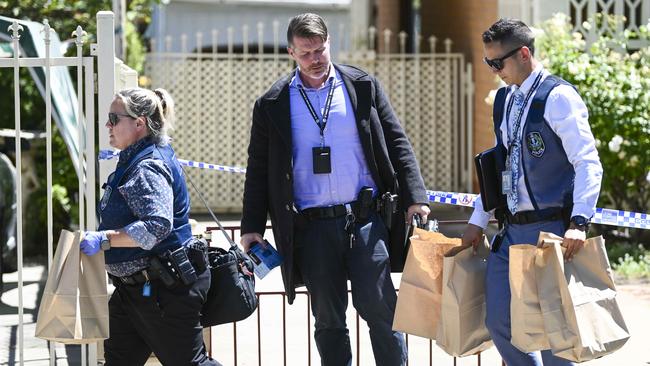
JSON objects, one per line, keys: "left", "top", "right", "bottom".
{"left": 100, "top": 232, "right": 111, "bottom": 251}
{"left": 570, "top": 216, "right": 590, "bottom": 232}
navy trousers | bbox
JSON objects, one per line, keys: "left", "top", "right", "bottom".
{"left": 104, "top": 267, "right": 221, "bottom": 366}
{"left": 295, "top": 212, "right": 407, "bottom": 366}
{"left": 485, "top": 219, "right": 574, "bottom": 366}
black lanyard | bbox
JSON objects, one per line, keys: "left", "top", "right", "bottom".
{"left": 505, "top": 72, "right": 543, "bottom": 152}
{"left": 298, "top": 78, "right": 336, "bottom": 145}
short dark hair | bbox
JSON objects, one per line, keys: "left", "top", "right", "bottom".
{"left": 482, "top": 18, "right": 535, "bottom": 55}
{"left": 287, "top": 13, "right": 328, "bottom": 47}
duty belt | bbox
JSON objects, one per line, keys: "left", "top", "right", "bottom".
{"left": 505, "top": 207, "right": 565, "bottom": 225}
{"left": 300, "top": 200, "right": 377, "bottom": 220}
{"left": 110, "top": 268, "right": 158, "bottom": 286}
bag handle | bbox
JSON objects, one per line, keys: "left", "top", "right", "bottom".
{"left": 181, "top": 165, "right": 238, "bottom": 249}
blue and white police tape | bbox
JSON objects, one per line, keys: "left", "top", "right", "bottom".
{"left": 99, "top": 150, "right": 649, "bottom": 230}
{"left": 99, "top": 149, "right": 248, "bottom": 174}
{"left": 425, "top": 190, "right": 649, "bottom": 230}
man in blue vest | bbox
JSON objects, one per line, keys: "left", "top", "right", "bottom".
{"left": 462, "top": 19, "right": 603, "bottom": 365}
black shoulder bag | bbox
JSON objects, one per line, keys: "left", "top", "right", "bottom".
{"left": 183, "top": 167, "right": 258, "bottom": 327}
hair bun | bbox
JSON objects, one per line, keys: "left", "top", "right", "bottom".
{"left": 154, "top": 89, "right": 167, "bottom": 113}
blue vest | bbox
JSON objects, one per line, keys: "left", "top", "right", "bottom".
{"left": 493, "top": 75, "right": 575, "bottom": 211}
{"left": 98, "top": 140, "right": 192, "bottom": 264}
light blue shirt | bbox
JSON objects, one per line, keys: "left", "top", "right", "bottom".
{"left": 290, "top": 65, "right": 378, "bottom": 210}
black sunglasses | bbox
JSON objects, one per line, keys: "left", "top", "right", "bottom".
{"left": 108, "top": 112, "right": 133, "bottom": 126}
{"left": 483, "top": 46, "right": 523, "bottom": 71}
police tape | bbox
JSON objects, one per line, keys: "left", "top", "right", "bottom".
{"left": 100, "top": 150, "right": 649, "bottom": 230}
{"left": 426, "top": 190, "right": 650, "bottom": 230}
{"left": 98, "top": 149, "right": 248, "bottom": 174}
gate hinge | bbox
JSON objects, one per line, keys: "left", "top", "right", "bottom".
{"left": 90, "top": 43, "right": 98, "bottom": 56}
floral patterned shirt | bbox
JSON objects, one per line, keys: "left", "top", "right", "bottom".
{"left": 105, "top": 138, "right": 174, "bottom": 277}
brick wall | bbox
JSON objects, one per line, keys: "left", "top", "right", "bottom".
{"left": 421, "top": 0, "right": 499, "bottom": 191}
{"left": 375, "top": 0, "right": 402, "bottom": 53}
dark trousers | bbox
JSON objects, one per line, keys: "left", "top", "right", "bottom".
{"left": 104, "top": 267, "right": 221, "bottom": 366}
{"left": 295, "top": 212, "right": 407, "bottom": 366}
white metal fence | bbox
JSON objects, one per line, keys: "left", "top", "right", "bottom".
{"left": 514, "top": 0, "right": 650, "bottom": 49}
{"left": 1, "top": 11, "right": 126, "bottom": 366}
{"left": 145, "top": 27, "right": 474, "bottom": 212}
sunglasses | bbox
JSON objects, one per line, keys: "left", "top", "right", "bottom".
{"left": 108, "top": 112, "right": 133, "bottom": 127}
{"left": 483, "top": 46, "right": 523, "bottom": 71}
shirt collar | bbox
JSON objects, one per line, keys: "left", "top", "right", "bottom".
{"left": 290, "top": 64, "right": 336, "bottom": 90}
{"left": 117, "top": 136, "right": 153, "bottom": 166}
{"left": 514, "top": 63, "right": 544, "bottom": 96}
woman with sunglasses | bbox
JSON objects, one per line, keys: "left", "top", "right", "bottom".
{"left": 80, "top": 88, "right": 221, "bottom": 365}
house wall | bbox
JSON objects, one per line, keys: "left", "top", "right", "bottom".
{"left": 421, "top": 0, "right": 499, "bottom": 191}
{"left": 150, "top": 1, "right": 352, "bottom": 56}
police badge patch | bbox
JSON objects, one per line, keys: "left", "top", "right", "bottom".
{"left": 526, "top": 132, "right": 545, "bottom": 158}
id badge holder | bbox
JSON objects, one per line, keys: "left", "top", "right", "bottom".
{"left": 312, "top": 146, "right": 332, "bottom": 174}
{"left": 501, "top": 170, "right": 513, "bottom": 195}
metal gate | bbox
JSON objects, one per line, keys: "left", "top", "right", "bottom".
{"left": 0, "top": 11, "right": 130, "bottom": 366}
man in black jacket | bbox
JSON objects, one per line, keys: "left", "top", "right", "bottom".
{"left": 240, "top": 13, "right": 430, "bottom": 366}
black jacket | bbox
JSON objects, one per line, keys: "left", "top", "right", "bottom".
{"left": 241, "top": 63, "right": 428, "bottom": 303}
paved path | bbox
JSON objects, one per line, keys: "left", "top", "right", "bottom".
{"left": 1, "top": 212, "right": 649, "bottom": 365}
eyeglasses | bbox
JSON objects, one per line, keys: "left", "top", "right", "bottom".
{"left": 483, "top": 46, "right": 523, "bottom": 71}
{"left": 108, "top": 112, "right": 133, "bottom": 127}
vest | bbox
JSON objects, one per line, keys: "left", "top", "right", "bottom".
{"left": 98, "top": 140, "right": 192, "bottom": 264}
{"left": 492, "top": 75, "right": 575, "bottom": 211}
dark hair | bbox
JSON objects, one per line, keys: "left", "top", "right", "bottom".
{"left": 482, "top": 18, "right": 535, "bottom": 56}
{"left": 287, "top": 13, "right": 328, "bottom": 47}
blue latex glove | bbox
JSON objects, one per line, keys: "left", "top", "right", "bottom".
{"left": 80, "top": 231, "right": 107, "bottom": 256}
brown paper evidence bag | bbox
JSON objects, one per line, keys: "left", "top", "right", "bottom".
{"left": 35, "top": 230, "right": 110, "bottom": 344}
{"left": 392, "top": 228, "right": 493, "bottom": 357}
{"left": 510, "top": 232, "right": 629, "bottom": 362}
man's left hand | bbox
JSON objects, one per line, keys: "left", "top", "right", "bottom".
{"left": 406, "top": 204, "right": 431, "bottom": 225}
{"left": 563, "top": 227, "right": 586, "bottom": 261}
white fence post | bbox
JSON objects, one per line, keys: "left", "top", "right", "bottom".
{"left": 96, "top": 11, "right": 116, "bottom": 197}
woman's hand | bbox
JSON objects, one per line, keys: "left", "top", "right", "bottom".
{"left": 80, "top": 231, "right": 107, "bottom": 256}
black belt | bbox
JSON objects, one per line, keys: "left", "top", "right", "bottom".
{"left": 301, "top": 200, "right": 377, "bottom": 220}
{"left": 110, "top": 268, "right": 159, "bottom": 286}
{"left": 505, "top": 207, "right": 565, "bottom": 225}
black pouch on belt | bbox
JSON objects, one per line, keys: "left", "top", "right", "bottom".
{"left": 185, "top": 237, "right": 208, "bottom": 274}
{"left": 149, "top": 256, "right": 179, "bottom": 288}
{"left": 379, "top": 192, "right": 399, "bottom": 228}
{"left": 356, "top": 186, "right": 375, "bottom": 222}
{"left": 168, "top": 246, "right": 198, "bottom": 286}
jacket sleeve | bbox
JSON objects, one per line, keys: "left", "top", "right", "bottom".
{"left": 241, "top": 98, "right": 270, "bottom": 235}
{"left": 372, "top": 75, "right": 428, "bottom": 207}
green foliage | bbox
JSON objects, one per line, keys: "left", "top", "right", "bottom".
{"left": 0, "top": 0, "right": 156, "bottom": 259}
{"left": 536, "top": 14, "right": 650, "bottom": 245}
{"left": 611, "top": 245, "right": 650, "bottom": 280}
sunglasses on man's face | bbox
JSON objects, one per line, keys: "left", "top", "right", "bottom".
{"left": 108, "top": 112, "right": 133, "bottom": 127}
{"left": 483, "top": 46, "right": 523, "bottom": 71}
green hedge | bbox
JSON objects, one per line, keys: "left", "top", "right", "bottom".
{"left": 536, "top": 14, "right": 650, "bottom": 247}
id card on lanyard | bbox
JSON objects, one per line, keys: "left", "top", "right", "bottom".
{"left": 501, "top": 72, "right": 543, "bottom": 195}
{"left": 298, "top": 77, "right": 336, "bottom": 174}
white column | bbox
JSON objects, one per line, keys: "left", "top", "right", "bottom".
{"left": 96, "top": 11, "right": 116, "bottom": 209}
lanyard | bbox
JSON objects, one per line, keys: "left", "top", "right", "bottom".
{"left": 298, "top": 78, "right": 336, "bottom": 146}
{"left": 505, "top": 72, "right": 543, "bottom": 152}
